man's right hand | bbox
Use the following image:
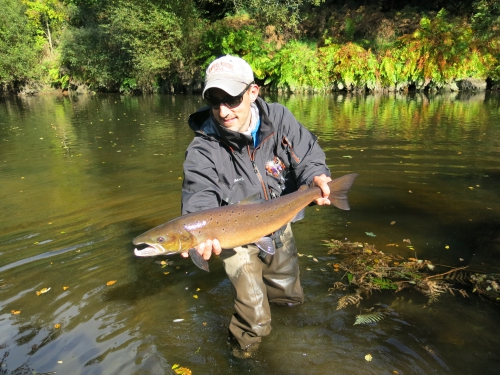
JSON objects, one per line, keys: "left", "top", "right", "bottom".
{"left": 181, "top": 239, "right": 222, "bottom": 260}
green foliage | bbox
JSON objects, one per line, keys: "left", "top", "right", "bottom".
{"left": 198, "top": 14, "right": 268, "bottom": 67}
{"left": 270, "top": 40, "right": 324, "bottom": 91}
{"left": 397, "top": 9, "right": 495, "bottom": 85}
{"left": 233, "top": 0, "right": 323, "bottom": 34}
{"left": 0, "top": 0, "right": 41, "bottom": 88}
{"left": 22, "top": 0, "right": 66, "bottom": 53}
{"left": 107, "top": 2, "right": 183, "bottom": 91}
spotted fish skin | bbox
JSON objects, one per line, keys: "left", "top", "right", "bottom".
{"left": 133, "top": 173, "right": 358, "bottom": 271}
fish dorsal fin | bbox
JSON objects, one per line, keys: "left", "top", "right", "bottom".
{"left": 237, "top": 192, "right": 263, "bottom": 205}
{"left": 255, "top": 237, "right": 276, "bottom": 255}
{"left": 188, "top": 248, "right": 210, "bottom": 272}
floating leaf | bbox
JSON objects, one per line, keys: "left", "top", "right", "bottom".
{"left": 54, "top": 324, "right": 61, "bottom": 329}
{"left": 11, "top": 310, "right": 21, "bottom": 315}
{"left": 193, "top": 295, "right": 198, "bottom": 299}
{"left": 106, "top": 280, "right": 117, "bottom": 286}
{"left": 390, "top": 221, "right": 396, "bottom": 225}
{"left": 36, "top": 287, "right": 51, "bottom": 296}
{"left": 403, "top": 239, "right": 411, "bottom": 244}
{"left": 354, "top": 312, "right": 385, "bottom": 325}
{"left": 365, "top": 353, "right": 373, "bottom": 361}
{"left": 63, "top": 286, "right": 69, "bottom": 291}
{"left": 312, "top": 257, "right": 318, "bottom": 262}
{"left": 365, "top": 232, "right": 376, "bottom": 237}
{"left": 172, "top": 364, "right": 192, "bottom": 375}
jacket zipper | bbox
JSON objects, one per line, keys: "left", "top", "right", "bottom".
{"left": 246, "top": 132, "right": 274, "bottom": 201}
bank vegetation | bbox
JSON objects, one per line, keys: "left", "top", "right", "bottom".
{"left": 1, "top": 0, "right": 500, "bottom": 94}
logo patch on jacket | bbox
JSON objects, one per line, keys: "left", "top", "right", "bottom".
{"left": 265, "top": 157, "right": 286, "bottom": 178}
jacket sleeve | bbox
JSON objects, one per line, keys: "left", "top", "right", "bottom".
{"left": 278, "top": 105, "right": 330, "bottom": 186}
{"left": 181, "top": 138, "right": 223, "bottom": 215}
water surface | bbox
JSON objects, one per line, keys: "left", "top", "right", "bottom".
{"left": 0, "top": 92, "right": 499, "bottom": 374}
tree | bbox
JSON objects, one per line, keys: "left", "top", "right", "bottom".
{"left": 0, "top": 0, "right": 40, "bottom": 89}
{"left": 22, "top": 0, "right": 66, "bottom": 55}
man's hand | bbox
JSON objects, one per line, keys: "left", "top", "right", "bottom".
{"left": 312, "top": 174, "right": 332, "bottom": 206}
{"left": 181, "top": 238, "right": 222, "bottom": 260}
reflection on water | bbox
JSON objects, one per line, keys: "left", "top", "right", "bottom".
{"left": 0, "top": 92, "right": 499, "bottom": 374}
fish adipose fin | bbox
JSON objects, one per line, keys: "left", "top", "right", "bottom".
{"left": 188, "top": 248, "right": 210, "bottom": 272}
{"left": 255, "top": 237, "right": 276, "bottom": 255}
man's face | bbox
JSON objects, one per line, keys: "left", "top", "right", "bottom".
{"left": 208, "top": 84, "right": 259, "bottom": 133}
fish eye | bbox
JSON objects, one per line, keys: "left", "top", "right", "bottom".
{"left": 157, "top": 237, "right": 165, "bottom": 243}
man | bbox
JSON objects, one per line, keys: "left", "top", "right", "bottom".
{"left": 180, "top": 55, "right": 332, "bottom": 358}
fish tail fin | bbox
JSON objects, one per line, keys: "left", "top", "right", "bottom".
{"left": 188, "top": 248, "right": 210, "bottom": 272}
{"left": 328, "top": 173, "right": 359, "bottom": 211}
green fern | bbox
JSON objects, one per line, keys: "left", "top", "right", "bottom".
{"left": 354, "top": 312, "right": 385, "bottom": 325}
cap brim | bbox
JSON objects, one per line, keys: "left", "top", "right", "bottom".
{"left": 202, "top": 79, "right": 247, "bottom": 98}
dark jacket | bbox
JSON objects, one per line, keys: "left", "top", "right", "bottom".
{"left": 181, "top": 97, "right": 330, "bottom": 215}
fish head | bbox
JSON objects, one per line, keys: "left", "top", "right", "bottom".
{"left": 133, "top": 222, "right": 198, "bottom": 257}
{"left": 133, "top": 227, "right": 184, "bottom": 257}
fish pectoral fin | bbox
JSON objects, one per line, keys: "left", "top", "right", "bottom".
{"left": 291, "top": 208, "right": 305, "bottom": 223}
{"left": 188, "top": 248, "right": 210, "bottom": 272}
{"left": 255, "top": 237, "right": 276, "bottom": 255}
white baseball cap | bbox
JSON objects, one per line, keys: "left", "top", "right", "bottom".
{"left": 202, "top": 55, "right": 254, "bottom": 98}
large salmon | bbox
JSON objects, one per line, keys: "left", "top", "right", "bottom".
{"left": 133, "top": 173, "right": 358, "bottom": 271}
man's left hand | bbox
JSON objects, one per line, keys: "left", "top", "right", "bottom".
{"left": 312, "top": 174, "right": 332, "bottom": 205}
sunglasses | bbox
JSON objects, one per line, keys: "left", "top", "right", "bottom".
{"left": 204, "top": 82, "right": 254, "bottom": 109}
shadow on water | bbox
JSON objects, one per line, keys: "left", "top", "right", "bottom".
{"left": 1, "top": 92, "right": 499, "bottom": 375}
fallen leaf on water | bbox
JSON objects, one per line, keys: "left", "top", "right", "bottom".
{"left": 106, "top": 280, "right": 117, "bottom": 286}
{"left": 403, "top": 239, "right": 411, "bottom": 244}
{"left": 36, "top": 287, "right": 51, "bottom": 296}
{"left": 365, "top": 232, "right": 377, "bottom": 237}
{"left": 193, "top": 295, "right": 198, "bottom": 299}
{"left": 386, "top": 244, "right": 399, "bottom": 247}
{"left": 11, "top": 310, "right": 21, "bottom": 315}
{"left": 393, "top": 371, "right": 400, "bottom": 374}
{"left": 365, "top": 353, "right": 373, "bottom": 361}
{"left": 54, "top": 324, "right": 61, "bottom": 329}
{"left": 390, "top": 221, "right": 396, "bottom": 225}
{"left": 172, "top": 364, "right": 192, "bottom": 375}
{"left": 63, "top": 286, "right": 69, "bottom": 290}
{"left": 312, "top": 257, "right": 318, "bottom": 262}
{"left": 445, "top": 245, "right": 450, "bottom": 249}
{"left": 469, "top": 187, "right": 474, "bottom": 190}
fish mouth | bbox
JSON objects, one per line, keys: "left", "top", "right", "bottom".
{"left": 134, "top": 243, "right": 167, "bottom": 257}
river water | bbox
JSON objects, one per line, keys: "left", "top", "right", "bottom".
{"left": 0, "top": 92, "right": 499, "bottom": 375}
